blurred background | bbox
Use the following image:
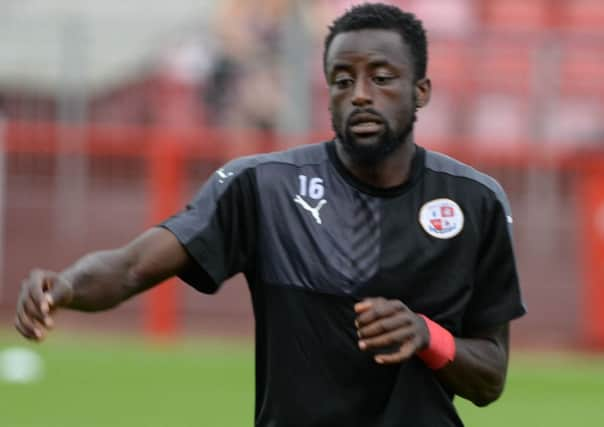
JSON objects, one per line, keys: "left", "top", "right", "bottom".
{"left": 0, "top": 0, "right": 603, "bottom": 425}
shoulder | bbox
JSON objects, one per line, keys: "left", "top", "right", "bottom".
{"left": 221, "top": 142, "right": 328, "bottom": 177}
{"left": 423, "top": 149, "right": 511, "bottom": 215}
{"left": 202, "top": 143, "right": 328, "bottom": 200}
{"left": 424, "top": 150, "right": 504, "bottom": 196}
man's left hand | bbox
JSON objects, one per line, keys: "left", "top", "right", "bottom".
{"left": 354, "top": 298, "right": 430, "bottom": 364}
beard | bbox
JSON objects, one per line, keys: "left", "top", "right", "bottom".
{"left": 332, "top": 108, "right": 417, "bottom": 166}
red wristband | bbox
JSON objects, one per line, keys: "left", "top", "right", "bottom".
{"left": 417, "top": 315, "right": 456, "bottom": 370}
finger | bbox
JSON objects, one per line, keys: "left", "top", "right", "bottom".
{"left": 28, "top": 270, "right": 50, "bottom": 313}
{"left": 46, "top": 275, "right": 73, "bottom": 311}
{"left": 374, "top": 352, "right": 405, "bottom": 364}
{"left": 23, "top": 295, "right": 49, "bottom": 327}
{"left": 358, "top": 326, "right": 414, "bottom": 351}
{"left": 21, "top": 276, "right": 54, "bottom": 328}
{"left": 16, "top": 310, "right": 43, "bottom": 341}
{"left": 26, "top": 283, "right": 54, "bottom": 328}
{"left": 14, "top": 316, "right": 38, "bottom": 341}
{"left": 46, "top": 282, "right": 71, "bottom": 310}
{"left": 358, "top": 312, "right": 412, "bottom": 339}
{"left": 46, "top": 292, "right": 55, "bottom": 308}
{"left": 375, "top": 352, "right": 405, "bottom": 364}
{"left": 356, "top": 299, "right": 405, "bottom": 326}
{"left": 375, "top": 336, "right": 423, "bottom": 364}
{"left": 354, "top": 298, "right": 380, "bottom": 313}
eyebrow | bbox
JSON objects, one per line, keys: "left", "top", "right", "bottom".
{"left": 367, "top": 59, "right": 396, "bottom": 69}
{"left": 330, "top": 58, "right": 398, "bottom": 72}
{"left": 329, "top": 62, "right": 352, "bottom": 73}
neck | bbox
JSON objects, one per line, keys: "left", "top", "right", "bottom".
{"left": 335, "top": 136, "right": 417, "bottom": 189}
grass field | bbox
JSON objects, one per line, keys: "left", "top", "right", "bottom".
{"left": 1, "top": 332, "right": 603, "bottom": 427}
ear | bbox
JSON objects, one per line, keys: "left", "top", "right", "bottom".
{"left": 414, "top": 78, "right": 432, "bottom": 109}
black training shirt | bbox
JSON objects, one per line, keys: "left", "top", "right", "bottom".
{"left": 161, "top": 141, "right": 526, "bottom": 427}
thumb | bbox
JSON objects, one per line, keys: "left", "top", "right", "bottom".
{"left": 354, "top": 297, "right": 382, "bottom": 313}
{"left": 44, "top": 275, "right": 73, "bottom": 310}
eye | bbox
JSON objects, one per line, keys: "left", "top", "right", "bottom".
{"left": 373, "top": 75, "right": 394, "bottom": 86}
{"left": 334, "top": 77, "right": 353, "bottom": 90}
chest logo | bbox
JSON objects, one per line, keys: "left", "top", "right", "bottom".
{"left": 419, "top": 198, "right": 464, "bottom": 239}
{"left": 294, "top": 175, "right": 327, "bottom": 225}
{"left": 294, "top": 195, "right": 327, "bottom": 225}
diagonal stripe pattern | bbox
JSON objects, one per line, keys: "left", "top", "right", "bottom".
{"left": 342, "top": 193, "right": 381, "bottom": 283}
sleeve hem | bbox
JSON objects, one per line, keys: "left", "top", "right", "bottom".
{"left": 157, "top": 224, "right": 223, "bottom": 294}
{"left": 463, "top": 304, "right": 527, "bottom": 333}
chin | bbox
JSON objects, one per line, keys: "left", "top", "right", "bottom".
{"left": 339, "top": 133, "right": 399, "bottom": 164}
{"left": 348, "top": 138, "right": 382, "bottom": 152}
{"left": 344, "top": 128, "right": 387, "bottom": 148}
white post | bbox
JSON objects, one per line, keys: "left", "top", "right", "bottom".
{"left": 55, "top": 17, "right": 88, "bottom": 239}
{"left": 277, "top": 2, "right": 312, "bottom": 137}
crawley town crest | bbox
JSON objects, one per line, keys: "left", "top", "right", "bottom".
{"left": 419, "top": 198, "right": 464, "bottom": 239}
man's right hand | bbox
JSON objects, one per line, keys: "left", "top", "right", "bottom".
{"left": 14, "top": 228, "right": 192, "bottom": 341}
{"left": 15, "top": 269, "right": 74, "bottom": 341}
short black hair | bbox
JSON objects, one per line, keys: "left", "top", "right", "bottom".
{"left": 323, "top": 3, "right": 428, "bottom": 81}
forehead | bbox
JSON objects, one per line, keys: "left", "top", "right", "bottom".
{"left": 326, "top": 29, "right": 411, "bottom": 70}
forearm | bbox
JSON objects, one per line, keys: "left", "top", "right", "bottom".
{"left": 60, "top": 248, "right": 143, "bottom": 311}
{"left": 435, "top": 327, "right": 509, "bottom": 406}
{"left": 15, "top": 228, "right": 189, "bottom": 341}
{"left": 353, "top": 299, "right": 511, "bottom": 406}
{"left": 59, "top": 228, "right": 189, "bottom": 312}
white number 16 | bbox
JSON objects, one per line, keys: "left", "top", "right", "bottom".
{"left": 298, "top": 175, "right": 324, "bottom": 200}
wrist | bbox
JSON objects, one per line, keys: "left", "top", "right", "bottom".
{"left": 417, "top": 315, "right": 456, "bottom": 370}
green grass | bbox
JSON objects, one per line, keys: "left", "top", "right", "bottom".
{"left": 456, "top": 353, "right": 604, "bottom": 426}
{"left": 0, "top": 333, "right": 254, "bottom": 427}
{"left": 1, "top": 332, "right": 603, "bottom": 426}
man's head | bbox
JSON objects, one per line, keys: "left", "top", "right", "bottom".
{"left": 324, "top": 3, "right": 431, "bottom": 164}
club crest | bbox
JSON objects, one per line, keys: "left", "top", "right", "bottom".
{"left": 419, "top": 198, "right": 464, "bottom": 239}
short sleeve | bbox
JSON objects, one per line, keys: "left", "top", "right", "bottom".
{"left": 159, "top": 164, "right": 258, "bottom": 294}
{"left": 462, "top": 195, "right": 527, "bottom": 334}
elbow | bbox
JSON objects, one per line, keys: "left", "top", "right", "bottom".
{"left": 471, "top": 377, "right": 505, "bottom": 407}
{"left": 473, "top": 391, "right": 501, "bottom": 407}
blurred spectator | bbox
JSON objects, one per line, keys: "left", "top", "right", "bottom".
{"left": 0, "top": 95, "right": 5, "bottom": 120}
{"left": 202, "top": 0, "right": 287, "bottom": 131}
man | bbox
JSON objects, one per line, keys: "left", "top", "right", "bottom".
{"left": 15, "top": 3, "right": 525, "bottom": 426}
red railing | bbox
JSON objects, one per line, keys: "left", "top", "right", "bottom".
{"left": 3, "top": 119, "right": 604, "bottom": 347}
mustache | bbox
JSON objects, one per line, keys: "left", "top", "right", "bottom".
{"left": 345, "top": 108, "right": 387, "bottom": 126}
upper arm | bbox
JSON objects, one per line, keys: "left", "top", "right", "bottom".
{"left": 160, "top": 164, "right": 259, "bottom": 293}
{"left": 440, "top": 322, "right": 511, "bottom": 406}
{"left": 464, "top": 322, "right": 510, "bottom": 360}
{"left": 462, "top": 194, "right": 526, "bottom": 333}
{"left": 122, "top": 227, "right": 193, "bottom": 295}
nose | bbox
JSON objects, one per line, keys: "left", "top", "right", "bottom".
{"left": 351, "top": 78, "right": 372, "bottom": 107}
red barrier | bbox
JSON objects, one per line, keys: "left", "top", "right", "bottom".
{"left": 4, "top": 119, "right": 604, "bottom": 344}
{"left": 144, "top": 132, "right": 185, "bottom": 338}
{"left": 580, "top": 170, "right": 604, "bottom": 348}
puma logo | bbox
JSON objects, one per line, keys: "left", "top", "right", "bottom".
{"left": 217, "top": 168, "right": 234, "bottom": 184}
{"left": 293, "top": 195, "right": 327, "bottom": 225}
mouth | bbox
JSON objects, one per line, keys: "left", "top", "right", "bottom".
{"left": 349, "top": 122, "right": 384, "bottom": 135}
{"left": 348, "top": 113, "right": 384, "bottom": 136}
